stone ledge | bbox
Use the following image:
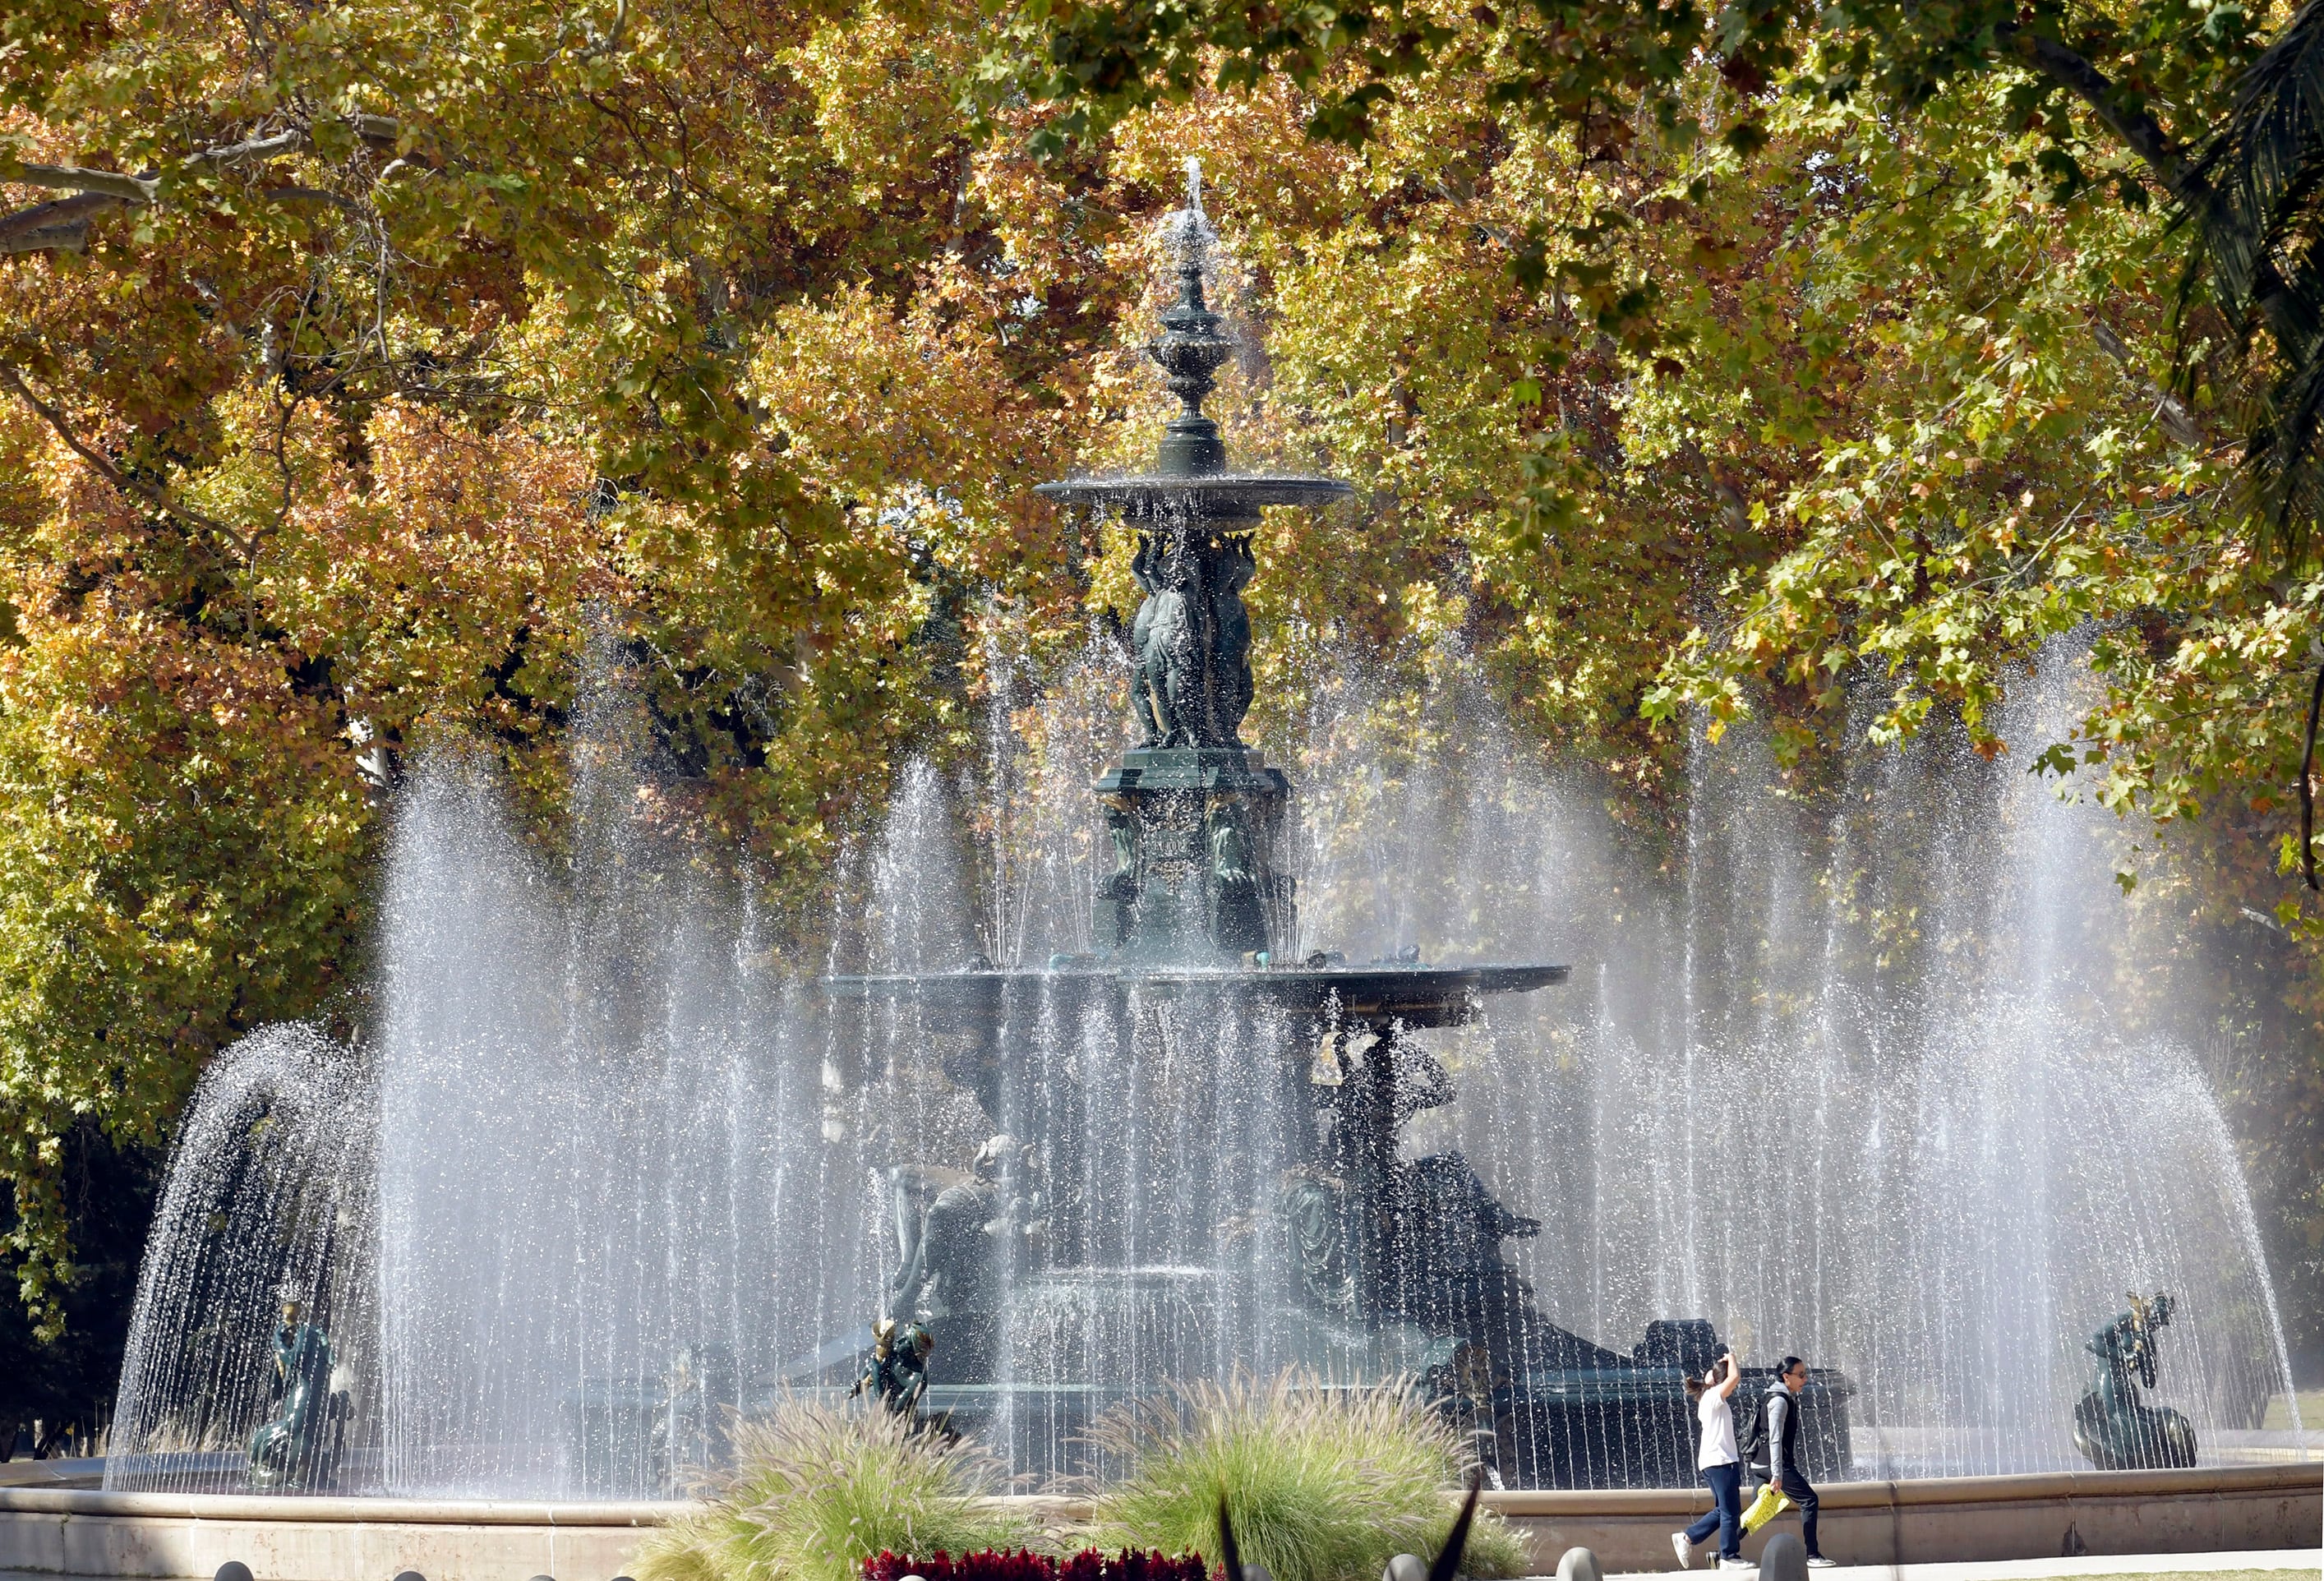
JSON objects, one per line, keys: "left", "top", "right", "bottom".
{"left": 0, "top": 1466, "right": 2312, "bottom": 1580}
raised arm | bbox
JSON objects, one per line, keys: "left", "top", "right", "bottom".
{"left": 1716, "top": 1354, "right": 1741, "bottom": 1399}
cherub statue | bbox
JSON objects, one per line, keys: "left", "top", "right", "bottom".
{"left": 848, "top": 1317, "right": 934, "bottom": 1421}
{"left": 247, "top": 1298, "right": 336, "bottom": 1488}
{"left": 2073, "top": 1290, "right": 2195, "bottom": 1468}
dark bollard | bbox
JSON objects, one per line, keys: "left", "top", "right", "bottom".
{"left": 392, "top": 1570, "right": 426, "bottom": 1581}
{"left": 214, "top": 1563, "right": 254, "bottom": 1581}
{"left": 1759, "top": 1535, "right": 1806, "bottom": 1581}
{"left": 1552, "top": 1548, "right": 1599, "bottom": 1581}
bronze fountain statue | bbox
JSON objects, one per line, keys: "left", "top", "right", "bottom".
{"left": 2073, "top": 1291, "right": 2197, "bottom": 1469}
{"left": 246, "top": 1298, "right": 344, "bottom": 1490}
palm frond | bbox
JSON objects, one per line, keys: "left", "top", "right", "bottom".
{"left": 2186, "top": 0, "right": 2324, "bottom": 561}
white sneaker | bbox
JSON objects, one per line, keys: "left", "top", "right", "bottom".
{"left": 1718, "top": 1560, "right": 1755, "bottom": 1571}
{"left": 1672, "top": 1534, "right": 1693, "bottom": 1569}
{"left": 1805, "top": 1559, "right": 1838, "bottom": 1569}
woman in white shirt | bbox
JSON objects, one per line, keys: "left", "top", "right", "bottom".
{"left": 1672, "top": 1351, "right": 1747, "bottom": 1569}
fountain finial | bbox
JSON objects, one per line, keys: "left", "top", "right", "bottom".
{"left": 1150, "top": 161, "right": 1233, "bottom": 476}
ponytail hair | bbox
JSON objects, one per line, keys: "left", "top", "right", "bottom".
{"left": 1684, "top": 1371, "right": 1709, "bottom": 1401}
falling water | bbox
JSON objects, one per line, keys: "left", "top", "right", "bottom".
{"left": 107, "top": 1026, "right": 376, "bottom": 1488}
{"left": 1276, "top": 638, "right": 2308, "bottom": 1477}
{"left": 106, "top": 639, "right": 2307, "bottom": 1495}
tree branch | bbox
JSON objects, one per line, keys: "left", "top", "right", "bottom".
{"left": 0, "top": 116, "right": 402, "bottom": 256}
{"left": 2093, "top": 320, "right": 2206, "bottom": 446}
{"left": 0, "top": 364, "right": 257, "bottom": 558}
{"left": 0, "top": 193, "right": 126, "bottom": 255}
{"left": 8, "top": 165, "right": 157, "bottom": 203}
{"left": 187, "top": 128, "right": 307, "bottom": 167}
{"left": 265, "top": 186, "right": 365, "bottom": 214}
{"left": 2003, "top": 28, "right": 2211, "bottom": 208}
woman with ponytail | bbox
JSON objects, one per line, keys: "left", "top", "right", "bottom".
{"left": 1672, "top": 1351, "right": 1747, "bottom": 1569}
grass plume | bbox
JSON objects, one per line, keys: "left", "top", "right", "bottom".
{"left": 631, "top": 1399, "right": 1039, "bottom": 1581}
{"left": 1086, "top": 1374, "right": 1529, "bottom": 1581}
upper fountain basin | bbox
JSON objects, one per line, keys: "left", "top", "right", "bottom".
{"left": 1034, "top": 473, "right": 1353, "bottom": 519}
{"left": 820, "top": 960, "right": 1570, "bottom": 1030}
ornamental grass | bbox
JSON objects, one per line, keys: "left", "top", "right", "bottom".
{"left": 631, "top": 1399, "right": 1038, "bottom": 1581}
{"left": 1086, "top": 1374, "right": 1528, "bottom": 1581}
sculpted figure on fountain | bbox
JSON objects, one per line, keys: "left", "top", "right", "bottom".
{"left": 1126, "top": 522, "right": 1258, "bottom": 752}
{"left": 883, "top": 1134, "right": 1045, "bottom": 1383}
{"left": 247, "top": 1299, "right": 340, "bottom": 1490}
{"left": 849, "top": 1318, "right": 933, "bottom": 1421}
{"left": 2073, "top": 1291, "right": 2197, "bottom": 1469}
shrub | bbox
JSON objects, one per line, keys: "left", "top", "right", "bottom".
{"left": 860, "top": 1551, "right": 1059, "bottom": 1581}
{"left": 1086, "top": 1376, "right": 1529, "bottom": 1581}
{"left": 631, "top": 1400, "right": 1039, "bottom": 1581}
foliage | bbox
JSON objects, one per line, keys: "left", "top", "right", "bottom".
{"left": 0, "top": 1122, "right": 157, "bottom": 1450}
{"left": 0, "top": 0, "right": 1134, "bottom": 1326}
{"left": 631, "top": 1400, "right": 1039, "bottom": 1581}
{"left": 862, "top": 1552, "right": 1064, "bottom": 1581}
{"left": 1086, "top": 1376, "right": 1529, "bottom": 1581}
{"left": 1058, "top": 1552, "right": 1211, "bottom": 1581}
{"left": 979, "top": 0, "right": 2324, "bottom": 527}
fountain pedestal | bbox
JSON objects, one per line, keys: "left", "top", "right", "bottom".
{"left": 1093, "top": 747, "right": 1293, "bottom": 960}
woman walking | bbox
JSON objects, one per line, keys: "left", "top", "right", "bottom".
{"left": 1672, "top": 1351, "right": 1748, "bottom": 1569}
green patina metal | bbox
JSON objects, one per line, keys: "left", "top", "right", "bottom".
{"left": 1035, "top": 191, "right": 1348, "bottom": 966}
{"left": 2073, "top": 1291, "right": 2198, "bottom": 1469}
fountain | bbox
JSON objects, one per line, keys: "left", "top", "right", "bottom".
{"left": 815, "top": 164, "right": 1819, "bottom": 1488}
{"left": 95, "top": 170, "right": 2303, "bottom": 1507}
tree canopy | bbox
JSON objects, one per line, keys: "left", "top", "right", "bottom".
{"left": 2, "top": 0, "right": 2321, "bottom": 1366}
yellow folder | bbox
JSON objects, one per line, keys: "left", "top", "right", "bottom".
{"left": 1740, "top": 1482, "right": 1794, "bottom": 1534}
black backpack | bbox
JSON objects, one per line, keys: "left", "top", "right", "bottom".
{"left": 1736, "top": 1389, "right": 1773, "bottom": 1463}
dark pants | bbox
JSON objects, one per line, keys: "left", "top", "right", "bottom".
{"left": 1683, "top": 1461, "right": 1744, "bottom": 1559}
{"left": 1778, "top": 1468, "right": 1822, "bottom": 1558}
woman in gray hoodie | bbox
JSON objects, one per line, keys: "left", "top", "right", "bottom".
{"left": 1764, "top": 1356, "right": 1836, "bottom": 1568}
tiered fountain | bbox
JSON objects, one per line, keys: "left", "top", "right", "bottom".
{"left": 814, "top": 172, "right": 1850, "bottom": 1487}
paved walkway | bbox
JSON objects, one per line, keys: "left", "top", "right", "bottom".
{"left": 1621, "top": 1551, "right": 2324, "bottom": 1580}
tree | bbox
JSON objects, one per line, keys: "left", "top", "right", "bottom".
{"left": 6, "top": 0, "right": 2322, "bottom": 1380}
{"left": 989, "top": 0, "right": 2324, "bottom": 542}
{"left": 0, "top": 0, "right": 1139, "bottom": 1329}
